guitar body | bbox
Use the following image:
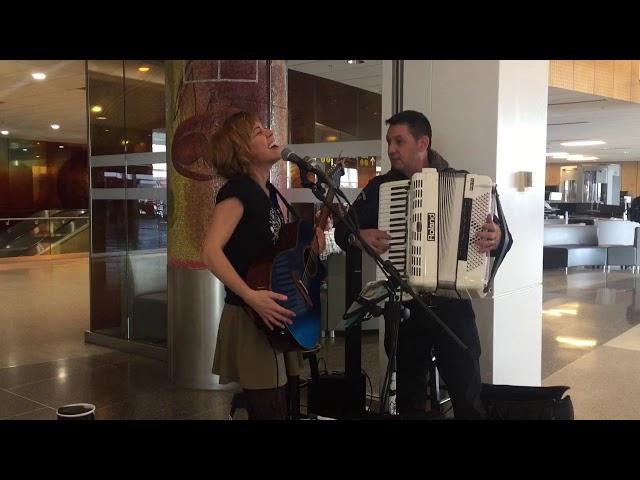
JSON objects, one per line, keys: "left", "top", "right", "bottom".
{"left": 246, "top": 220, "right": 325, "bottom": 351}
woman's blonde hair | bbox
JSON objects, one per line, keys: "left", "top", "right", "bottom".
{"left": 210, "top": 110, "right": 261, "bottom": 178}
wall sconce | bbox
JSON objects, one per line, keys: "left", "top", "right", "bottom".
{"left": 516, "top": 171, "right": 533, "bottom": 192}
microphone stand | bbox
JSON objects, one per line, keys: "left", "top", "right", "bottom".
{"left": 296, "top": 163, "right": 468, "bottom": 417}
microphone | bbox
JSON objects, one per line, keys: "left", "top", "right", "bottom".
{"left": 281, "top": 148, "right": 333, "bottom": 187}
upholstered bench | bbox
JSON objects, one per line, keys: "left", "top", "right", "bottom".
{"left": 599, "top": 222, "right": 640, "bottom": 271}
{"left": 543, "top": 224, "right": 606, "bottom": 271}
{"left": 127, "top": 252, "right": 167, "bottom": 343}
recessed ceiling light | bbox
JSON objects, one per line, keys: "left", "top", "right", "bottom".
{"left": 0, "top": 130, "right": 8, "bottom": 135}
{"left": 566, "top": 154, "right": 599, "bottom": 161}
{"left": 138, "top": 66, "right": 150, "bottom": 73}
{"left": 96, "top": 116, "right": 107, "bottom": 120}
{"left": 546, "top": 152, "right": 567, "bottom": 157}
{"left": 560, "top": 140, "right": 606, "bottom": 147}
{"left": 22, "top": 148, "right": 27, "bottom": 152}
{"left": 91, "top": 105, "right": 103, "bottom": 113}
{"left": 36, "top": 155, "right": 40, "bottom": 158}
{"left": 51, "top": 124, "right": 60, "bottom": 130}
{"left": 347, "top": 60, "right": 365, "bottom": 65}
{"left": 58, "top": 145, "right": 64, "bottom": 149}
{"left": 32, "top": 72, "right": 46, "bottom": 80}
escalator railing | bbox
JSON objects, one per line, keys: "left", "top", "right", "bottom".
{"left": 0, "top": 209, "right": 89, "bottom": 258}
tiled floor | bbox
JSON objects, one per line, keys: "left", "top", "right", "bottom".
{"left": 0, "top": 257, "right": 112, "bottom": 369}
{"left": 541, "top": 268, "right": 640, "bottom": 419}
{"left": 0, "top": 258, "right": 380, "bottom": 420}
{"left": 3, "top": 258, "right": 640, "bottom": 419}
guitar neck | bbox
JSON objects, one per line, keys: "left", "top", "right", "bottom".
{"left": 310, "top": 162, "right": 343, "bottom": 252}
{"left": 310, "top": 188, "right": 336, "bottom": 252}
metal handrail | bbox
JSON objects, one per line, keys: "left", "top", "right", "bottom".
{"left": 0, "top": 216, "right": 88, "bottom": 221}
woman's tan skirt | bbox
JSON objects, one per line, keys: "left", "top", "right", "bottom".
{"left": 212, "top": 303, "right": 304, "bottom": 390}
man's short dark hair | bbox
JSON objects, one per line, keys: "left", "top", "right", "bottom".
{"left": 385, "top": 110, "right": 432, "bottom": 144}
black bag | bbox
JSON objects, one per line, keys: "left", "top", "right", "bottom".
{"left": 480, "top": 384, "right": 574, "bottom": 420}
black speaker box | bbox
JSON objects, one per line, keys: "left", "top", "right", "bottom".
{"left": 307, "top": 372, "right": 366, "bottom": 419}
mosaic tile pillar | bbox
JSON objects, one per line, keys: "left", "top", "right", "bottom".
{"left": 166, "top": 60, "right": 287, "bottom": 389}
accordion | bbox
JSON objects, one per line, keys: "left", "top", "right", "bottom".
{"left": 377, "top": 167, "right": 494, "bottom": 298}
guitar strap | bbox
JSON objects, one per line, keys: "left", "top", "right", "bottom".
{"left": 268, "top": 182, "right": 300, "bottom": 222}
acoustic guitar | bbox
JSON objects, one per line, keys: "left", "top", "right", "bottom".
{"left": 246, "top": 162, "right": 344, "bottom": 351}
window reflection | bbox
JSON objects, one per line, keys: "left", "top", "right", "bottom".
{"left": 0, "top": 139, "right": 88, "bottom": 219}
{"left": 286, "top": 62, "right": 382, "bottom": 144}
{"left": 287, "top": 155, "right": 380, "bottom": 189}
{"left": 126, "top": 164, "right": 167, "bottom": 188}
{"left": 128, "top": 199, "right": 167, "bottom": 251}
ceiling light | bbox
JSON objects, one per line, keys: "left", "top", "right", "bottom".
{"left": 58, "top": 145, "right": 64, "bottom": 149}
{"left": 32, "top": 72, "right": 46, "bottom": 80}
{"left": 566, "top": 154, "right": 599, "bottom": 161}
{"left": 51, "top": 124, "right": 60, "bottom": 130}
{"left": 326, "top": 135, "right": 338, "bottom": 142}
{"left": 91, "top": 105, "right": 103, "bottom": 113}
{"left": 36, "top": 155, "right": 40, "bottom": 158}
{"left": 0, "top": 130, "right": 8, "bottom": 135}
{"left": 138, "top": 66, "right": 150, "bottom": 73}
{"left": 546, "top": 152, "right": 567, "bottom": 157}
{"left": 560, "top": 140, "right": 606, "bottom": 147}
{"left": 347, "top": 60, "right": 365, "bottom": 65}
{"left": 96, "top": 116, "right": 107, "bottom": 120}
{"left": 22, "top": 148, "right": 27, "bottom": 152}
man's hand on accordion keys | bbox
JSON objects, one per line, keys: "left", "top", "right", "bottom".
{"left": 357, "top": 229, "right": 393, "bottom": 255}
{"left": 476, "top": 214, "right": 502, "bottom": 254}
{"left": 311, "top": 209, "right": 330, "bottom": 255}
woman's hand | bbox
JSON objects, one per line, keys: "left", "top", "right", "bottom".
{"left": 243, "top": 289, "right": 296, "bottom": 331}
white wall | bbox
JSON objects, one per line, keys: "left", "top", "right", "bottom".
{"left": 386, "top": 60, "right": 549, "bottom": 386}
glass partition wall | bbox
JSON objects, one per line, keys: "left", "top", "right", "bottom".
{"left": 284, "top": 61, "right": 383, "bottom": 335}
{"left": 285, "top": 63, "right": 382, "bottom": 193}
{"left": 87, "top": 60, "right": 167, "bottom": 351}
{"left": 0, "top": 139, "right": 89, "bottom": 257}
